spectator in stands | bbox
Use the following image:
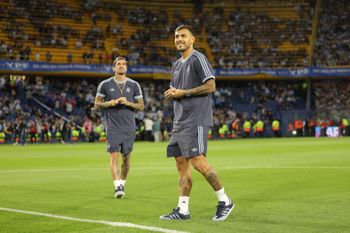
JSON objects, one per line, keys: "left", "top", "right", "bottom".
{"left": 144, "top": 115, "right": 153, "bottom": 141}
{"left": 59, "top": 118, "right": 67, "bottom": 144}
{"left": 98, "top": 52, "right": 103, "bottom": 64}
{"left": 111, "top": 24, "right": 122, "bottom": 35}
{"left": 83, "top": 116, "right": 93, "bottom": 142}
{"left": 28, "top": 120, "right": 37, "bottom": 143}
{"left": 45, "top": 51, "right": 52, "bottom": 62}
{"left": 104, "top": 51, "right": 111, "bottom": 64}
{"left": 64, "top": 97, "right": 75, "bottom": 115}
{"left": 67, "top": 52, "right": 73, "bottom": 63}
{"left": 40, "top": 120, "right": 49, "bottom": 143}
{"left": 0, "top": 119, "right": 4, "bottom": 137}
{"left": 14, "top": 117, "right": 26, "bottom": 146}
{"left": 35, "top": 52, "right": 40, "bottom": 61}
{"left": 82, "top": 52, "right": 88, "bottom": 64}
{"left": 76, "top": 38, "right": 82, "bottom": 49}
{"left": 152, "top": 117, "right": 161, "bottom": 142}
{"left": 87, "top": 50, "right": 94, "bottom": 64}
{"left": 4, "top": 121, "right": 14, "bottom": 144}
{"left": 0, "top": 76, "right": 6, "bottom": 91}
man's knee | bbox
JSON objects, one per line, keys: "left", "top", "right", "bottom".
{"left": 122, "top": 153, "right": 130, "bottom": 162}
{"left": 176, "top": 156, "right": 190, "bottom": 171}
{"left": 190, "top": 155, "right": 209, "bottom": 173}
{"left": 110, "top": 152, "right": 120, "bottom": 161}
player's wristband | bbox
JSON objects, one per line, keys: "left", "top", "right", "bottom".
{"left": 105, "top": 102, "right": 108, "bottom": 108}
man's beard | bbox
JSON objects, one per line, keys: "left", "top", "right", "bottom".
{"left": 177, "top": 44, "right": 187, "bottom": 52}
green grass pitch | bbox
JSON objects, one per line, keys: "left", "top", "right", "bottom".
{"left": 0, "top": 138, "right": 350, "bottom": 233}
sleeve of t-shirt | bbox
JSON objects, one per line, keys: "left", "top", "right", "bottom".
{"left": 96, "top": 81, "right": 106, "bottom": 98}
{"left": 194, "top": 54, "right": 215, "bottom": 83}
{"left": 134, "top": 82, "right": 143, "bottom": 100}
{"left": 170, "top": 64, "right": 175, "bottom": 88}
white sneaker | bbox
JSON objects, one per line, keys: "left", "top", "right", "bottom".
{"left": 114, "top": 185, "right": 125, "bottom": 198}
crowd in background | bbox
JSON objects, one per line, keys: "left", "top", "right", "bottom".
{"left": 1, "top": 0, "right": 348, "bottom": 68}
{"left": 313, "top": 0, "right": 350, "bottom": 67}
{"left": 205, "top": 4, "right": 312, "bottom": 68}
{"left": 0, "top": 0, "right": 349, "bottom": 144}
{"left": 312, "top": 80, "right": 350, "bottom": 119}
{"left": 0, "top": 75, "right": 349, "bottom": 145}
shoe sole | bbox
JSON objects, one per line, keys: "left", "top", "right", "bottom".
{"left": 212, "top": 204, "right": 235, "bottom": 221}
{"left": 115, "top": 192, "right": 125, "bottom": 199}
{"left": 159, "top": 216, "right": 190, "bottom": 220}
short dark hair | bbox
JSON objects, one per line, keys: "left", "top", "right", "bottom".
{"left": 175, "top": 25, "right": 195, "bottom": 36}
{"left": 112, "top": 56, "right": 127, "bottom": 67}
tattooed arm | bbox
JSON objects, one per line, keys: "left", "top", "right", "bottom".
{"left": 164, "top": 79, "right": 216, "bottom": 99}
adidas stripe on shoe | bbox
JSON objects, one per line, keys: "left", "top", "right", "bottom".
{"left": 212, "top": 199, "right": 234, "bottom": 221}
{"left": 159, "top": 207, "right": 190, "bottom": 220}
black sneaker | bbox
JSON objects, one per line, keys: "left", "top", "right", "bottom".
{"left": 114, "top": 185, "right": 125, "bottom": 198}
{"left": 212, "top": 199, "right": 234, "bottom": 221}
{"left": 159, "top": 207, "right": 190, "bottom": 220}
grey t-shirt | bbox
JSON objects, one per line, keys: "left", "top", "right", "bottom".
{"left": 96, "top": 77, "right": 143, "bottom": 133}
{"left": 170, "top": 50, "right": 215, "bottom": 130}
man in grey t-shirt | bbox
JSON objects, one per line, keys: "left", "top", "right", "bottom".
{"left": 95, "top": 57, "right": 144, "bottom": 198}
{"left": 160, "top": 25, "right": 234, "bottom": 221}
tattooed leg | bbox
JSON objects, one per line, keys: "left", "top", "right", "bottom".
{"left": 191, "top": 155, "right": 222, "bottom": 191}
{"left": 120, "top": 153, "right": 131, "bottom": 180}
{"left": 176, "top": 156, "right": 192, "bottom": 196}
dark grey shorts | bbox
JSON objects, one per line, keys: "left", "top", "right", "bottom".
{"left": 166, "top": 126, "right": 209, "bottom": 158}
{"left": 106, "top": 131, "right": 136, "bottom": 155}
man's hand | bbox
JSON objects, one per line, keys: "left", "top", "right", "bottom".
{"left": 164, "top": 88, "right": 186, "bottom": 99}
{"left": 118, "top": 97, "right": 130, "bottom": 106}
{"left": 118, "top": 97, "right": 144, "bottom": 111}
{"left": 172, "top": 89, "right": 186, "bottom": 98}
{"left": 164, "top": 88, "right": 175, "bottom": 100}
{"left": 106, "top": 99, "right": 120, "bottom": 107}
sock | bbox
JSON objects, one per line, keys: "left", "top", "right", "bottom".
{"left": 215, "top": 187, "right": 230, "bottom": 205}
{"left": 178, "top": 196, "right": 189, "bottom": 214}
{"left": 113, "top": 180, "right": 121, "bottom": 189}
{"left": 120, "top": 179, "right": 126, "bottom": 187}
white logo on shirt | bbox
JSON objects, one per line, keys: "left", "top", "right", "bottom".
{"left": 110, "top": 88, "right": 115, "bottom": 91}
{"left": 126, "top": 87, "right": 130, "bottom": 93}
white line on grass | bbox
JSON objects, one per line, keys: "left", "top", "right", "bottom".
{"left": 0, "top": 167, "right": 175, "bottom": 173}
{"left": 0, "top": 166, "right": 349, "bottom": 173}
{"left": 0, "top": 207, "right": 189, "bottom": 233}
{"left": 0, "top": 168, "right": 105, "bottom": 173}
{"left": 222, "top": 166, "right": 350, "bottom": 170}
